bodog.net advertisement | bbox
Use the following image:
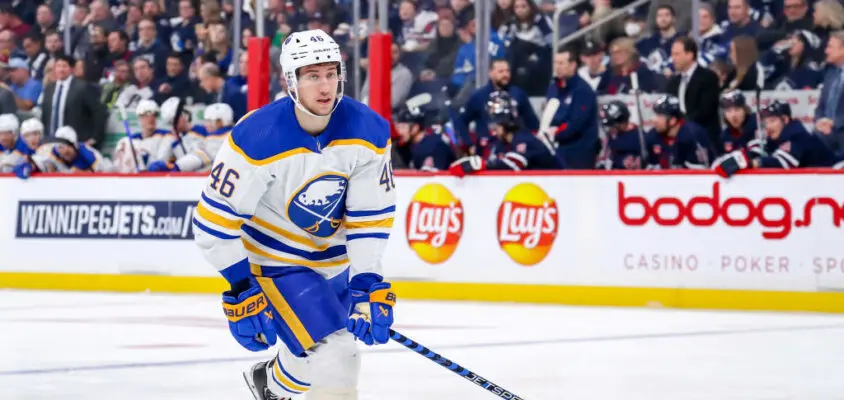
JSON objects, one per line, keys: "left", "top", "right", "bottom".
{"left": 387, "top": 173, "right": 844, "bottom": 292}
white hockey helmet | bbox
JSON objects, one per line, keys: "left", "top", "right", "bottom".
{"left": 204, "top": 103, "right": 234, "bottom": 127}
{"left": 135, "top": 99, "right": 160, "bottom": 116}
{"left": 279, "top": 29, "right": 345, "bottom": 116}
{"left": 55, "top": 126, "right": 78, "bottom": 145}
{"left": 20, "top": 118, "right": 44, "bottom": 137}
{"left": 160, "top": 97, "right": 188, "bottom": 126}
{"left": 0, "top": 113, "right": 20, "bottom": 133}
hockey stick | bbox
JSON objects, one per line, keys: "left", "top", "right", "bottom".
{"left": 389, "top": 329, "right": 525, "bottom": 400}
{"left": 537, "top": 98, "right": 559, "bottom": 155}
{"left": 117, "top": 103, "right": 141, "bottom": 173}
{"left": 629, "top": 72, "right": 649, "bottom": 164}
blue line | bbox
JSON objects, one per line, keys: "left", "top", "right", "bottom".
{"left": 346, "top": 206, "right": 395, "bottom": 217}
{"left": 193, "top": 218, "right": 240, "bottom": 240}
{"left": 241, "top": 225, "right": 346, "bottom": 260}
{"left": 1, "top": 323, "right": 842, "bottom": 376}
{"left": 347, "top": 233, "right": 390, "bottom": 240}
{"left": 201, "top": 192, "right": 252, "bottom": 219}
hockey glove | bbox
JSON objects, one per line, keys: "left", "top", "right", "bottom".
{"left": 146, "top": 160, "right": 180, "bottom": 172}
{"left": 222, "top": 283, "right": 278, "bottom": 352}
{"left": 448, "top": 155, "right": 486, "bottom": 178}
{"left": 712, "top": 150, "right": 751, "bottom": 178}
{"left": 346, "top": 273, "right": 396, "bottom": 345}
{"left": 13, "top": 161, "right": 32, "bottom": 180}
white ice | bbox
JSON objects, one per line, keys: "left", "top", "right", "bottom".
{"left": 1, "top": 290, "right": 843, "bottom": 400}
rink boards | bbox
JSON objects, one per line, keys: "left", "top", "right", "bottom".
{"left": 1, "top": 170, "right": 843, "bottom": 313}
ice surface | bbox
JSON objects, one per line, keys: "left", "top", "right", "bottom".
{"left": 1, "top": 290, "right": 843, "bottom": 400}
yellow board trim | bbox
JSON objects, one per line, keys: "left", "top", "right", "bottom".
{"left": 228, "top": 135, "right": 313, "bottom": 166}
{"left": 196, "top": 202, "right": 243, "bottom": 231}
{"left": 256, "top": 276, "right": 316, "bottom": 350}
{"left": 1, "top": 272, "right": 843, "bottom": 313}
{"left": 273, "top": 361, "right": 310, "bottom": 393}
{"left": 325, "top": 138, "right": 388, "bottom": 155}
{"left": 345, "top": 218, "right": 394, "bottom": 230}
{"left": 242, "top": 240, "right": 349, "bottom": 268}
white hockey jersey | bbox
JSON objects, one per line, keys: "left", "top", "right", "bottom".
{"left": 203, "top": 125, "right": 233, "bottom": 164}
{"left": 31, "top": 143, "right": 112, "bottom": 173}
{"left": 0, "top": 139, "right": 37, "bottom": 172}
{"left": 111, "top": 129, "right": 171, "bottom": 173}
{"left": 157, "top": 126, "right": 212, "bottom": 172}
{"left": 192, "top": 96, "right": 395, "bottom": 284}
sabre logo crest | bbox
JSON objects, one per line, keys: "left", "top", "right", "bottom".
{"left": 287, "top": 173, "right": 348, "bottom": 237}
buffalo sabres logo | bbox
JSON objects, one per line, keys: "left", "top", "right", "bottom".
{"left": 287, "top": 174, "right": 349, "bottom": 238}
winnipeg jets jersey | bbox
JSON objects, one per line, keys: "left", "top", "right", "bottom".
{"left": 31, "top": 143, "right": 112, "bottom": 173}
{"left": 157, "top": 126, "right": 211, "bottom": 172}
{"left": 111, "top": 129, "right": 171, "bottom": 172}
{"left": 192, "top": 96, "right": 394, "bottom": 284}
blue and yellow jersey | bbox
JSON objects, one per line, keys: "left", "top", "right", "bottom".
{"left": 192, "top": 96, "right": 394, "bottom": 284}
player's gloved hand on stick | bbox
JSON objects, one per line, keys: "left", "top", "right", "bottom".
{"left": 13, "top": 161, "right": 33, "bottom": 180}
{"left": 448, "top": 155, "right": 485, "bottom": 178}
{"left": 346, "top": 273, "right": 396, "bottom": 345}
{"left": 712, "top": 149, "right": 751, "bottom": 178}
{"left": 221, "top": 282, "right": 278, "bottom": 352}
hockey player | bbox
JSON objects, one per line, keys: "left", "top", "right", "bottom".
{"left": 147, "top": 96, "right": 211, "bottom": 172}
{"left": 719, "top": 91, "right": 758, "bottom": 153}
{"left": 713, "top": 100, "right": 842, "bottom": 177}
{"left": 596, "top": 100, "right": 644, "bottom": 170}
{"left": 192, "top": 29, "right": 396, "bottom": 400}
{"left": 644, "top": 95, "right": 711, "bottom": 169}
{"left": 0, "top": 114, "right": 24, "bottom": 172}
{"left": 14, "top": 126, "right": 112, "bottom": 179}
{"left": 1, "top": 118, "right": 45, "bottom": 172}
{"left": 393, "top": 103, "right": 455, "bottom": 171}
{"left": 202, "top": 102, "right": 235, "bottom": 162}
{"left": 449, "top": 91, "right": 563, "bottom": 176}
{"left": 112, "top": 99, "right": 172, "bottom": 172}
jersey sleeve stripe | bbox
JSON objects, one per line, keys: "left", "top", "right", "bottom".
{"left": 345, "top": 217, "right": 394, "bottom": 230}
{"left": 324, "top": 138, "right": 390, "bottom": 155}
{"left": 347, "top": 233, "right": 391, "bottom": 240}
{"left": 196, "top": 203, "right": 244, "bottom": 230}
{"left": 255, "top": 276, "right": 316, "bottom": 351}
{"left": 228, "top": 134, "right": 314, "bottom": 166}
{"left": 272, "top": 361, "right": 308, "bottom": 394}
{"left": 201, "top": 192, "right": 253, "bottom": 219}
{"left": 193, "top": 218, "right": 240, "bottom": 240}
{"left": 242, "top": 225, "right": 347, "bottom": 261}
{"left": 774, "top": 149, "right": 799, "bottom": 167}
{"left": 249, "top": 217, "right": 330, "bottom": 251}
{"left": 345, "top": 206, "right": 396, "bottom": 217}
{"left": 242, "top": 240, "right": 350, "bottom": 268}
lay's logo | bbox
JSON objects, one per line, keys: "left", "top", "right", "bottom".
{"left": 405, "top": 183, "right": 464, "bottom": 264}
{"left": 496, "top": 183, "right": 558, "bottom": 266}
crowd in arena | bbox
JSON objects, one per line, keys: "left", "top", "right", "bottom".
{"left": 0, "top": 0, "right": 843, "bottom": 177}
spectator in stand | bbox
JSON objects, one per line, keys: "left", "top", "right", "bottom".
{"left": 40, "top": 54, "right": 106, "bottom": 147}
{"left": 206, "top": 21, "right": 233, "bottom": 76}
{"left": 83, "top": 25, "right": 109, "bottom": 83}
{"left": 6, "top": 58, "right": 42, "bottom": 113}
{"left": 0, "top": 30, "right": 23, "bottom": 61}
{"left": 450, "top": 0, "right": 474, "bottom": 25}
{"left": 0, "top": 5, "right": 30, "bottom": 40}
{"left": 492, "top": 0, "right": 513, "bottom": 30}
{"left": 812, "top": 0, "right": 844, "bottom": 50}
{"left": 153, "top": 53, "right": 192, "bottom": 103}
{"left": 757, "top": 0, "right": 812, "bottom": 49}
{"left": 172, "top": 0, "right": 200, "bottom": 54}
{"left": 709, "top": 59, "right": 734, "bottom": 90}
{"left": 34, "top": 5, "right": 58, "bottom": 38}
{"left": 22, "top": 33, "right": 48, "bottom": 80}
{"left": 361, "top": 43, "right": 414, "bottom": 108}
{"left": 637, "top": 5, "right": 684, "bottom": 75}
{"left": 100, "top": 59, "right": 131, "bottom": 109}
{"left": 89, "top": 0, "right": 120, "bottom": 32}
{"left": 577, "top": 39, "right": 606, "bottom": 92}
{"left": 106, "top": 30, "right": 133, "bottom": 78}
{"left": 200, "top": 0, "right": 223, "bottom": 25}
{"left": 597, "top": 37, "right": 664, "bottom": 95}
{"left": 721, "top": 0, "right": 761, "bottom": 45}
{"left": 115, "top": 58, "right": 155, "bottom": 109}
{"left": 815, "top": 30, "right": 844, "bottom": 152}
{"left": 397, "top": 0, "right": 438, "bottom": 53}
{"left": 667, "top": 37, "right": 722, "bottom": 153}
{"left": 450, "top": 10, "right": 506, "bottom": 97}
{"left": 760, "top": 29, "right": 823, "bottom": 90}
{"left": 123, "top": 4, "right": 143, "bottom": 44}
{"left": 545, "top": 48, "right": 599, "bottom": 169}
{"left": 44, "top": 30, "right": 64, "bottom": 60}
{"left": 420, "top": 15, "right": 461, "bottom": 81}
{"left": 74, "top": 58, "right": 86, "bottom": 80}
{"left": 503, "top": 0, "right": 553, "bottom": 96}
{"left": 198, "top": 62, "right": 246, "bottom": 121}
{"left": 454, "top": 58, "right": 538, "bottom": 156}
{"left": 725, "top": 35, "right": 764, "bottom": 91}
{"left": 69, "top": 5, "right": 90, "bottom": 59}
{"left": 697, "top": 3, "right": 728, "bottom": 67}
{"left": 0, "top": 78, "right": 16, "bottom": 116}
{"left": 273, "top": 68, "right": 289, "bottom": 100}
{"left": 134, "top": 18, "right": 171, "bottom": 79}
{"left": 142, "top": 0, "right": 173, "bottom": 46}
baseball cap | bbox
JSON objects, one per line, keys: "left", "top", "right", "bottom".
{"left": 7, "top": 58, "right": 28, "bottom": 70}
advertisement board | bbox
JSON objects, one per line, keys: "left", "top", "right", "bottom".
{"left": 1, "top": 171, "right": 842, "bottom": 312}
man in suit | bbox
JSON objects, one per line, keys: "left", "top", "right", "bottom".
{"left": 815, "top": 30, "right": 844, "bottom": 152}
{"left": 668, "top": 36, "right": 722, "bottom": 154}
{"left": 40, "top": 54, "right": 107, "bottom": 148}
